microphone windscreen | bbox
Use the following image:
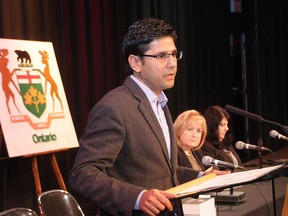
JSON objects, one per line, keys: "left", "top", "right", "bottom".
{"left": 225, "top": 105, "right": 263, "bottom": 122}
{"left": 269, "top": 130, "right": 278, "bottom": 138}
{"left": 202, "top": 156, "right": 212, "bottom": 166}
{"left": 235, "top": 141, "right": 244, "bottom": 149}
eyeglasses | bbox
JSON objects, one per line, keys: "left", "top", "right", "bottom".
{"left": 139, "top": 51, "right": 183, "bottom": 61}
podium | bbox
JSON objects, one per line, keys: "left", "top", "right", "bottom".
{"left": 166, "top": 164, "right": 285, "bottom": 198}
{"left": 164, "top": 164, "right": 287, "bottom": 216}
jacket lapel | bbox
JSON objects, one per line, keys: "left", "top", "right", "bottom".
{"left": 124, "top": 77, "right": 172, "bottom": 169}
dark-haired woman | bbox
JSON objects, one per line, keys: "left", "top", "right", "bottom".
{"left": 201, "top": 105, "right": 242, "bottom": 169}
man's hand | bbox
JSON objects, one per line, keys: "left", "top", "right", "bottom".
{"left": 139, "top": 189, "right": 176, "bottom": 216}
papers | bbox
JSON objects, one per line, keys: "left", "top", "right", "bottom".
{"left": 177, "top": 164, "right": 285, "bottom": 196}
{"left": 165, "top": 173, "right": 216, "bottom": 197}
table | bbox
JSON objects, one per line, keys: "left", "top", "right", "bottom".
{"left": 215, "top": 147, "right": 288, "bottom": 216}
{"left": 215, "top": 177, "right": 288, "bottom": 216}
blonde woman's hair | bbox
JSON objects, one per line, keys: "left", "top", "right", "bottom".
{"left": 174, "top": 110, "right": 207, "bottom": 151}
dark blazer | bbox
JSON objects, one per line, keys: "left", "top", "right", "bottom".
{"left": 177, "top": 147, "right": 206, "bottom": 171}
{"left": 201, "top": 140, "right": 242, "bottom": 169}
{"left": 69, "top": 76, "right": 199, "bottom": 216}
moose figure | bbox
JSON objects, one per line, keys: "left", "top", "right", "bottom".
{"left": 38, "top": 51, "right": 63, "bottom": 111}
{"left": 0, "top": 49, "right": 21, "bottom": 114}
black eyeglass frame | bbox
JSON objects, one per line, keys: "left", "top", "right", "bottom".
{"left": 139, "top": 51, "right": 183, "bottom": 60}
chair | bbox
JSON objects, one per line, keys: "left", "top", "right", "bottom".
{"left": 0, "top": 208, "right": 38, "bottom": 216}
{"left": 37, "top": 189, "right": 84, "bottom": 216}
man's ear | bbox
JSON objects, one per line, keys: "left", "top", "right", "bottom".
{"left": 128, "top": 55, "right": 142, "bottom": 73}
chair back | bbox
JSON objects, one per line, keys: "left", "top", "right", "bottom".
{"left": 38, "top": 189, "right": 84, "bottom": 216}
{"left": 0, "top": 208, "right": 38, "bottom": 216}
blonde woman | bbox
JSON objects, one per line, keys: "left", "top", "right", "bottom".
{"left": 174, "top": 110, "right": 208, "bottom": 171}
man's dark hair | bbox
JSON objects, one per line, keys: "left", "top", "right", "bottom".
{"left": 122, "top": 17, "right": 177, "bottom": 74}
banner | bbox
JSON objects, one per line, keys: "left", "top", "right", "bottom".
{"left": 0, "top": 38, "right": 79, "bottom": 157}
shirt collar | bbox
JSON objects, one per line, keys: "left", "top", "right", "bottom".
{"left": 130, "top": 75, "right": 168, "bottom": 108}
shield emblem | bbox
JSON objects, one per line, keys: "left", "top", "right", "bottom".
{"left": 15, "top": 69, "right": 46, "bottom": 118}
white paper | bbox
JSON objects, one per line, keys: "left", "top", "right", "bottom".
{"left": 178, "top": 164, "right": 285, "bottom": 195}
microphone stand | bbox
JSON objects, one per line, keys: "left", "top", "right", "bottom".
{"left": 257, "top": 150, "right": 263, "bottom": 168}
{"left": 263, "top": 119, "right": 288, "bottom": 135}
{"left": 245, "top": 149, "right": 275, "bottom": 168}
{"left": 225, "top": 105, "right": 288, "bottom": 165}
{"left": 225, "top": 104, "right": 288, "bottom": 135}
{"left": 211, "top": 167, "right": 246, "bottom": 204}
{"left": 229, "top": 168, "right": 235, "bottom": 195}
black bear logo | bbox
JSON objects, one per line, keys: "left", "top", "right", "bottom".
{"left": 15, "top": 50, "right": 31, "bottom": 64}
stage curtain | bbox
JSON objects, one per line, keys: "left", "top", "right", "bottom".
{"left": 0, "top": 0, "right": 288, "bottom": 213}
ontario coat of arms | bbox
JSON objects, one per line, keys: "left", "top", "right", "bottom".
{"left": 0, "top": 39, "right": 78, "bottom": 157}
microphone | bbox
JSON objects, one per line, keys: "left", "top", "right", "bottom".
{"left": 225, "top": 105, "right": 263, "bottom": 122}
{"left": 269, "top": 130, "right": 288, "bottom": 142}
{"left": 235, "top": 141, "right": 270, "bottom": 151}
{"left": 202, "top": 156, "right": 245, "bottom": 170}
{"left": 225, "top": 104, "right": 288, "bottom": 134}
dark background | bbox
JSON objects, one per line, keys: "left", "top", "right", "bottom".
{"left": 1, "top": 0, "right": 288, "bottom": 214}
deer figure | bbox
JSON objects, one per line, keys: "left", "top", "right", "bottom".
{"left": 38, "top": 51, "right": 63, "bottom": 111}
{"left": 0, "top": 49, "right": 21, "bottom": 114}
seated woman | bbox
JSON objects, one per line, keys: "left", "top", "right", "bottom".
{"left": 201, "top": 105, "right": 242, "bottom": 169}
{"left": 174, "top": 109, "right": 207, "bottom": 171}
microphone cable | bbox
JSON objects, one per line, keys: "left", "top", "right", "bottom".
{"left": 254, "top": 182, "right": 273, "bottom": 216}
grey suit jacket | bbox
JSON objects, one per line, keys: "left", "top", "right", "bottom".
{"left": 69, "top": 76, "right": 198, "bottom": 216}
